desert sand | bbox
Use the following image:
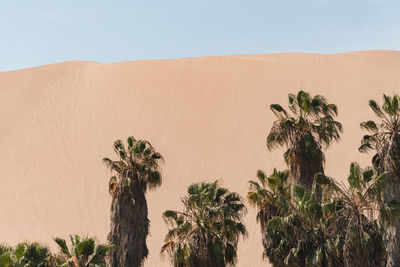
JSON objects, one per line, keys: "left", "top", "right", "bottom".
{"left": 1, "top": 50, "right": 400, "bottom": 266}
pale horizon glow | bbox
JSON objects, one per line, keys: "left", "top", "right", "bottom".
{"left": 1, "top": 0, "right": 399, "bottom": 71}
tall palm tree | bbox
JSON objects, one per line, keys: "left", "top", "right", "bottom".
{"left": 359, "top": 94, "right": 400, "bottom": 266}
{"left": 54, "top": 234, "right": 112, "bottom": 267}
{"left": 247, "top": 169, "right": 290, "bottom": 262}
{"left": 161, "top": 181, "right": 247, "bottom": 267}
{"left": 267, "top": 91, "right": 342, "bottom": 193}
{"left": 103, "top": 136, "right": 164, "bottom": 267}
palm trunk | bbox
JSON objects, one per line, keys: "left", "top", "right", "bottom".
{"left": 290, "top": 138, "right": 324, "bottom": 197}
{"left": 206, "top": 233, "right": 225, "bottom": 267}
{"left": 107, "top": 177, "right": 149, "bottom": 267}
{"left": 384, "top": 204, "right": 400, "bottom": 267}
{"left": 383, "top": 134, "right": 400, "bottom": 267}
{"left": 187, "top": 232, "right": 225, "bottom": 267}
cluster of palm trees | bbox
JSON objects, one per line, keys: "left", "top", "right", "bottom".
{"left": 102, "top": 91, "right": 400, "bottom": 267}
{"left": 0, "top": 235, "right": 111, "bottom": 267}
{"left": 2, "top": 91, "right": 400, "bottom": 267}
{"left": 102, "top": 137, "right": 248, "bottom": 267}
{"left": 248, "top": 91, "right": 400, "bottom": 267}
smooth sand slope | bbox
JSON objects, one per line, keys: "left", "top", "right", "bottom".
{"left": 1, "top": 51, "right": 400, "bottom": 266}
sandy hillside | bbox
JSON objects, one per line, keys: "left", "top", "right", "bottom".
{"left": 1, "top": 50, "right": 400, "bottom": 266}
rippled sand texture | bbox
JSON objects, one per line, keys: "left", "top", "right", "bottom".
{"left": 1, "top": 51, "right": 400, "bottom": 266}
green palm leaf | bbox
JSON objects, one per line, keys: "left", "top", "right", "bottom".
{"left": 161, "top": 181, "right": 247, "bottom": 266}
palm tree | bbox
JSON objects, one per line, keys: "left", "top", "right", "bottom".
{"left": 0, "top": 245, "right": 13, "bottom": 267}
{"left": 266, "top": 183, "right": 342, "bottom": 267}
{"left": 315, "top": 163, "right": 389, "bottom": 267}
{"left": 359, "top": 94, "right": 400, "bottom": 266}
{"left": 247, "top": 169, "right": 290, "bottom": 262}
{"left": 161, "top": 181, "right": 247, "bottom": 267}
{"left": 103, "top": 136, "right": 164, "bottom": 267}
{"left": 11, "top": 242, "right": 52, "bottom": 267}
{"left": 54, "top": 234, "right": 112, "bottom": 267}
{"left": 267, "top": 91, "right": 342, "bottom": 194}
{"left": 265, "top": 163, "right": 391, "bottom": 267}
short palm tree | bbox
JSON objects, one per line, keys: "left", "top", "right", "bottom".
{"left": 0, "top": 245, "right": 13, "bottom": 267}
{"left": 359, "top": 94, "right": 400, "bottom": 266}
{"left": 247, "top": 169, "right": 290, "bottom": 261}
{"left": 103, "top": 136, "right": 164, "bottom": 267}
{"left": 54, "top": 234, "right": 112, "bottom": 267}
{"left": 266, "top": 183, "right": 341, "bottom": 267}
{"left": 267, "top": 91, "right": 342, "bottom": 193}
{"left": 315, "top": 163, "right": 391, "bottom": 267}
{"left": 161, "top": 181, "right": 247, "bottom": 267}
{"left": 265, "top": 163, "right": 392, "bottom": 267}
{"left": 12, "top": 242, "right": 52, "bottom": 267}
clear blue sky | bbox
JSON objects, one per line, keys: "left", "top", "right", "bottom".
{"left": 1, "top": 0, "right": 399, "bottom": 71}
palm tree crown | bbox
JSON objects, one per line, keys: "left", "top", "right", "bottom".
{"left": 54, "top": 234, "right": 112, "bottom": 267}
{"left": 266, "top": 91, "right": 342, "bottom": 194}
{"left": 267, "top": 90, "right": 342, "bottom": 165}
{"left": 103, "top": 136, "right": 164, "bottom": 194}
{"left": 360, "top": 94, "right": 400, "bottom": 176}
{"left": 161, "top": 181, "right": 247, "bottom": 267}
{"left": 12, "top": 242, "right": 51, "bottom": 267}
{"left": 247, "top": 168, "right": 290, "bottom": 218}
{"left": 0, "top": 244, "right": 13, "bottom": 267}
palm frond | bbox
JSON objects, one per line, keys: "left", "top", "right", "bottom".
{"left": 162, "top": 181, "right": 247, "bottom": 266}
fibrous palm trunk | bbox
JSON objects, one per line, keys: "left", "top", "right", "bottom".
{"left": 384, "top": 191, "right": 400, "bottom": 267}
{"left": 383, "top": 135, "right": 400, "bottom": 267}
{"left": 107, "top": 177, "right": 149, "bottom": 267}
{"left": 184, "top": 232, "right": 225, "bottom": 267}
{"left": 290, "top": 138, "right": 324, "bottom": 197}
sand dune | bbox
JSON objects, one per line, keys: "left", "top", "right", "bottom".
{"left": 1, "top": 50, "right": 400, "bottom": 266}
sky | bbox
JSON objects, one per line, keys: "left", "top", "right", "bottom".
{"left": 0, "top": 0, "right": 399, "bottom": 71}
